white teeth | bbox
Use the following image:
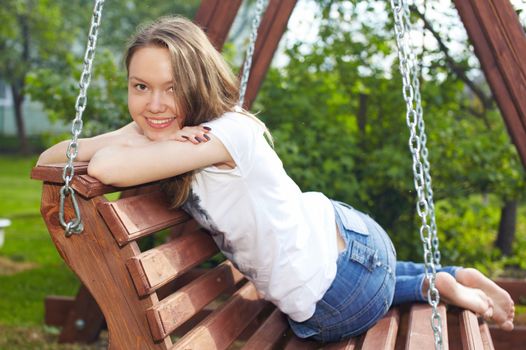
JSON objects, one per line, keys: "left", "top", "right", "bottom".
{"left": 147, "top": 118, "right": 174, "bottom": 125}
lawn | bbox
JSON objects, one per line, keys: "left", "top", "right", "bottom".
{"left": 0, "top": 154, "right": 524, "bottom": 349}
{"left": 0, "top": 155, "right": 104, "bottom": 349}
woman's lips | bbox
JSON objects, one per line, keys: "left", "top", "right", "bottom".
{"left": 145, "top": 117, "right": 176, "bottom": 129}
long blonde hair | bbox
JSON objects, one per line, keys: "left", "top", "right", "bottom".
{"left": 124, "top": 16, "right": 268, "bottom": 207}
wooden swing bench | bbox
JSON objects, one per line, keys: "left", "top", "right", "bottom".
{"left": 32, "top": 163, "right": 499, "bottom": 349}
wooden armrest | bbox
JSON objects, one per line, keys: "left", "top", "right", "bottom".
{"left": 31, "top": 163, "right": 153, "bottom": 198}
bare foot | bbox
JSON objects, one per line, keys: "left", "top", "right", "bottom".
{"left": 456, "top": 268, "right": 515, "bottom": 331}
{"left": 424, "top": 272, "right": 493, "bottom": 320}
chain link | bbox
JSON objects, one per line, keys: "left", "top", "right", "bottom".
{"left": 238, "top": 0, "right": 269, "bottom": 107}
{"left": 403, "top": 2, "right": 441, "bottom": 267}
{"left": 59, "top": 0, "right": 105, "bottom": 237}
{"left": 390, "top": 0, "right": 443, "bottom": 348}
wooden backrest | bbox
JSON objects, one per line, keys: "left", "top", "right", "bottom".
{"left": 32, "top": 163, "right": 270, "bottom": 349}
{"left": 32, "top": 163, "right": 497, "bottom": 349}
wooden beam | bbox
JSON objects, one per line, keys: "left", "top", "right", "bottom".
{"left": 240, "top": 0, "right": 298, "bottom": 109}
{"left": 56, "top": 285, "right": 105, "bottom": 344}
{"left": 454, "top": 0, "right": 526, "bottom": 168}
{"left": 194, "top": 0, "right": 243, "bottom": 50}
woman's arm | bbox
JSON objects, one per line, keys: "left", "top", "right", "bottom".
{"left": 36, "top": 132, "right": 118, "bottom": 166}
{"left": 87, "top": 134, "right": 233, "bottom": 187}
{"left": 36, "top": 122, "right": 145, "bottom": 166}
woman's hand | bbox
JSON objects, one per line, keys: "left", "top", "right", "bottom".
{"left": 171, "top": 126, "right": 211, "bottom": 144}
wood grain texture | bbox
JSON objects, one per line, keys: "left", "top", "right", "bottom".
{"left": 97, "top": 190, "right": 190, "bottom": 246}
{"left": 324, "top": 338, "right": 358, "bottom": 350}
{"left": 172, "top": 282, "right": 267, "bottom": 350}
{"left": 240, "top": 0, "right": 298, "bottom": 109}
{"left": 147, "top": 261, "right": 245, "bottom": 341}
{"left": 242, "top": 308, "right": 289, "bottom": 350}
{"left": 459, "top": 310, "right": 484, "bottom": 350}
{"left": 454, "top": 0, "right": 526, "bottom": 168}
{"left": 478, "top": 322, "right": 495, "bottom": 350}
{"left": 194, "top": 0, "right": 242, "bottom": 50}
{"left": 361, "top": 308, "right": 399, "bottom": 350}
{"left": 126, "top": 229, "right": 219, "bottom": 296}
{"left": 31, "top": 163, "right": 119, "bottom": 198}
{"left": 57, "top": 284, "right": 105, "bottom": 344}
{"left": 44, "top": 296, "right": 75, "bottom": 327}
{"left": 406, "top": 304, "right": 449, "bottom": 350}
{"left": 40, "top": 183, "right": 171, "bottom": 349}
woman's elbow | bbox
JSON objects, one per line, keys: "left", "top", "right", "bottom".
{"left": 87, "top": 150, "right": 121, "bottom": 186}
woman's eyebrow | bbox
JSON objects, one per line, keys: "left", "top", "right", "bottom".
{"left": 128, "top": 76, "right": 145, "bottom": 82}
{"left": 128, "top": 76, "right": 173, "bottom": 85}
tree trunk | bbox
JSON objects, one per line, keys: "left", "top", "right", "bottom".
{"left": 494, "top": 199, "right": 517, "bottom": 256}
{"left": 357, "top": 93, "right": 368, "bottom": 134}
{"left": 11, "top": 83, "right": 29, "bottom": 155}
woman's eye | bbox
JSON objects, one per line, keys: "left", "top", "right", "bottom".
{"left": 135, "top": 83, "right": 147, "bottom": 91}
{"left": 167, "top": 86, "right": 174, "bottom": 93}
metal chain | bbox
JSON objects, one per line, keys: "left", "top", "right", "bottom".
{"left": 390, "top": 0, "right": 443, "bottom": 348}
{"left": 238, "top": 0, "right": 269, "bottom": 107}
{"left": 402, "top": 1, "right": 441, "bottom": 267}
{"left": 59, "top": 0, "right": 105, "bottom": 237}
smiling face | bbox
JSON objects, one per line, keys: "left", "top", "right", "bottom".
{"left": 127, "top": 46, "right": 183, "bottom": 141}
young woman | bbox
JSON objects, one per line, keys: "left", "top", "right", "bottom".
{"left": 38, "top": 16, "right": 515, "bottom": 342}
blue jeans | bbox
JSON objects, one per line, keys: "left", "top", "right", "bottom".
{"left": 288, "top": 201, "right": 460, "bottom": 343}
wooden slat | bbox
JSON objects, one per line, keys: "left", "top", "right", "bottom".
{"left": 147, "top": 261, "right": 245, "bottom": 341}
{"left": 56, "top": 284, "right": 105, "bottom": 344}
{"left": 406, "top": 304, "right": 448, "bottom": 350}
{"left": 283, "top": 336, "right": 319, "bottom": 350}
{"left": 97, "top": 190, "right": 190, "bottom": 246}
{"left": 31, "top": 163, "right": 120, "bottom": 198}
{"left": 489, "top": 324, "right": 526, "bottom": 349}
{"left": 454, "top": 0, "right": 526, "bottom": 168}
{"left": 44, "top": 296, "right": 75, "bottom": 327}
{"left": 459, "top": 310, "right": 484, "bottom": 350}
{"left": 361, "top": 308, "right": 400, "bottom": 350}
{"left": 240, "top": 0, "right": 298, "bottom": 110}
{"left": 479, "top": 322, "right": 495, "bottom": 350}
{"left": 31, "top": 162, "right": 88, "bottom": 182}
{"left": 126, "top": 229, "right": 218, "bottom": 296}
{"left": 40, "top": 183, "right": 171, "bottom": 349}
{"left": 242, "top": 308, "right": 289, "bottom": 350}
{"left": 172, "top": 282, "right": 268, "bottom": 350}
{"left": 156, "top": 268, "right": 207, "bottom": 300}
{"left": 194, "top": 0, "right": 242, "bottom": 50}
{"left": 445, "top": 307, "right": 462, "bottom": 350}
{"left": 324, "top": 337, "right": 358, "bottom": 350}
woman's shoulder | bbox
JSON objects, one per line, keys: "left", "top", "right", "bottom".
{"left": 204, "top": 110, "right": 265, "bottom": 133}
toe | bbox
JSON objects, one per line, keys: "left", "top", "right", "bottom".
{"left": 483, "top": 307, "right": 493, "bottom": 320}
{"left": 501, "top": 320, "right": 514, "bottom": 331}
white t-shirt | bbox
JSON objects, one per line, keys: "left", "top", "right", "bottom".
{"left": 182, "top": 112, "right": 338, "bottom": 322}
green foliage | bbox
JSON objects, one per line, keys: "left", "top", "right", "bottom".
{"left": 0, "top": 0, "right": 79, "bottom": 84}
{"left": 26, "top": 48, "right": 129, "bottom": 137}
{"left": 17, "top": 1, "right": 200, "bottom": 139}
{"left": 256, "top": 0, "right": 526, "bottom": 267}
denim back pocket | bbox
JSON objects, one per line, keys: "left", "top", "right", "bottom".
{"left": 332, "top": 201, "right": 369, "bottom": 236}
{"left": 349, "top": 240, "right": 379, "bottom": 272}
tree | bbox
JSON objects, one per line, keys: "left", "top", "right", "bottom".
{"left": 1, "top": 0, "right": 200, "bottom": 152}
{"left": 256, "top": 0, "right": 525, "bottom": 264}
{"left": 0, "top": 0, "right": 85, "bottom": 153}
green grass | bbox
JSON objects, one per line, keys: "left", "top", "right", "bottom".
{"left": 0, "top": 154, "right": 524, "bottom": 349}
{"left": 0, "top": 155, "right": 88, "bottom": 349}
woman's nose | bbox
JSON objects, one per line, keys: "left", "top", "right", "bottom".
{"left": 148, "top": 91, "right": 166, "bottom": 113}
